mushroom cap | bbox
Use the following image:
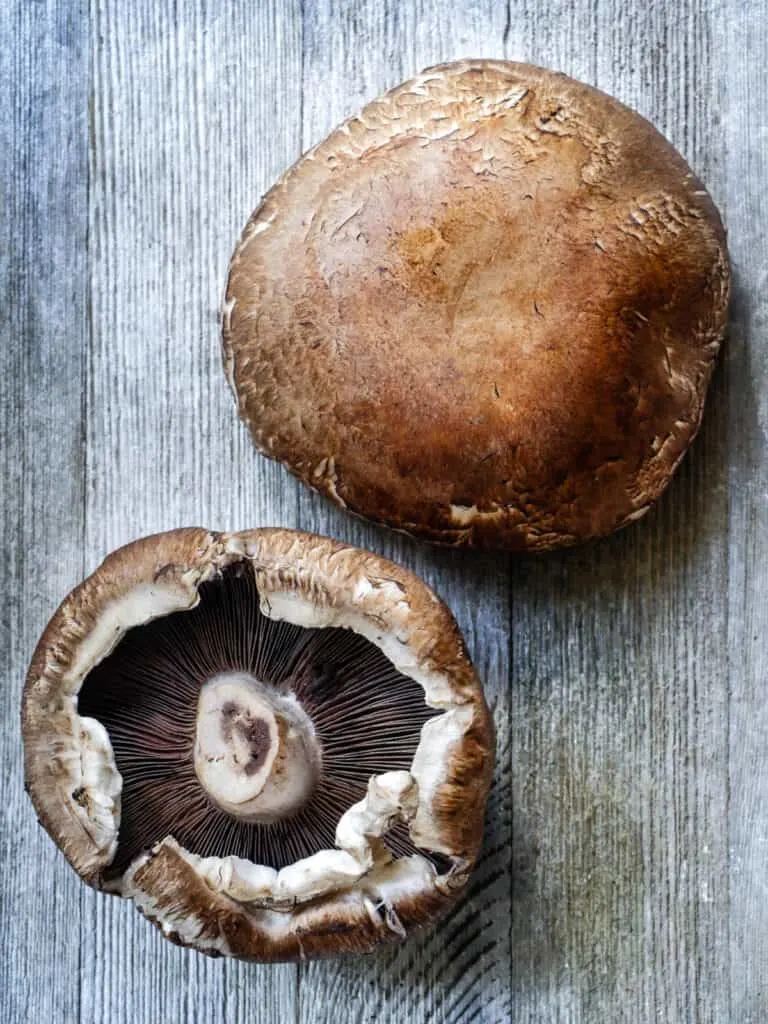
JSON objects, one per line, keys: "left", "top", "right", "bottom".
{"left": 223, "top": 60, "right": 729, "bottom": 551}
{"left": 22, "top": 528, "right": 493, "bottom": 961}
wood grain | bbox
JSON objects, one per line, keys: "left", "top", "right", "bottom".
{"left": 0, "top": 3, "right": 88, "bottom": 1022}
{"left": 505, "top": 3, "right": 732, "bottom": 1021}
{"left": 83, "top": 2, "right": 303, "bottom": 1020}
{"left": 295, "top": 4, "right": 512, "bottom": 1022}
{"left": 724, "top": 3, "right": 768, "bottom": 1021}
{"left": 2, "top": 0, "right": 767, "bottom": 1021}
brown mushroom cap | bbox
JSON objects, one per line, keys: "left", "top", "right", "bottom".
{"left": 223, "top": 60, "right": 729, "bottom": 551}
{"left": 22, "top": 528, "right": 493, "bottom": 961}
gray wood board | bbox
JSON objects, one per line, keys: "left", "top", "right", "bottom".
{"left": 1, "top": 1, "right": 765, "bottom": 1021}
{"left": 1, "top": 3, "right": 88, "bottom": 1022}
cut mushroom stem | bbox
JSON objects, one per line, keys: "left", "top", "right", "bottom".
{"left": 194, "top": 672, "right": 321, "bottom": 823}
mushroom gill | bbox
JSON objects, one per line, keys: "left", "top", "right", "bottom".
{"left": 77, "top": 561, "right": 439, "bottom": 877}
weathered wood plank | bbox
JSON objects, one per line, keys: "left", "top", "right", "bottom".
{"left": 505, "top": 4, "right": 733, "bottom": 1019}
{"left": 296, "top": 3, "right": 512, "bottom": 1022}
{"left": 505, "top": 1, "right": 731, "bottom": 1021}
{"left": 724, "top": 3, "right": 768, "bottom": 1020}
{"left": 84, "top": 2, "right": 301, "bottom": 1021}
{"left": 0, "top": 3, "right": 89, "bottom": 1023}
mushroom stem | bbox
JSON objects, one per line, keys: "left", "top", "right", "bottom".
{"left": 194, "top": 672, "right": 320, "bottom": 823}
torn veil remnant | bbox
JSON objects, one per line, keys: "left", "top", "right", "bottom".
{"left": 22, "top": 528, "right": 493, "bottom": 961}
{"left": 223, "top": 59, "right": 730, "bottom": 551}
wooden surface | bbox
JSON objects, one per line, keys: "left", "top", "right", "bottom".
{"left": 1, "top": 1, "right": 765, "bottom": 1021}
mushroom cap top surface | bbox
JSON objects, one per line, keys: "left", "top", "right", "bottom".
{"left": 22, "top": 528, "right": 493, "bottom": 962}
{"left": 224, "top": 59, "right": 729, "bottom": 551}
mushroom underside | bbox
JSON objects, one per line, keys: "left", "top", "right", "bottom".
{"left": 77, "top": 562, "right": 445, "bottom": 881}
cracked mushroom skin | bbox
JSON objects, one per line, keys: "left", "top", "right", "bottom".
{"left": 22, "top": 528, "right": 493, "bottom": 961}
{"left": 223, "top": 59, "right": 730, "bottom": 551}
